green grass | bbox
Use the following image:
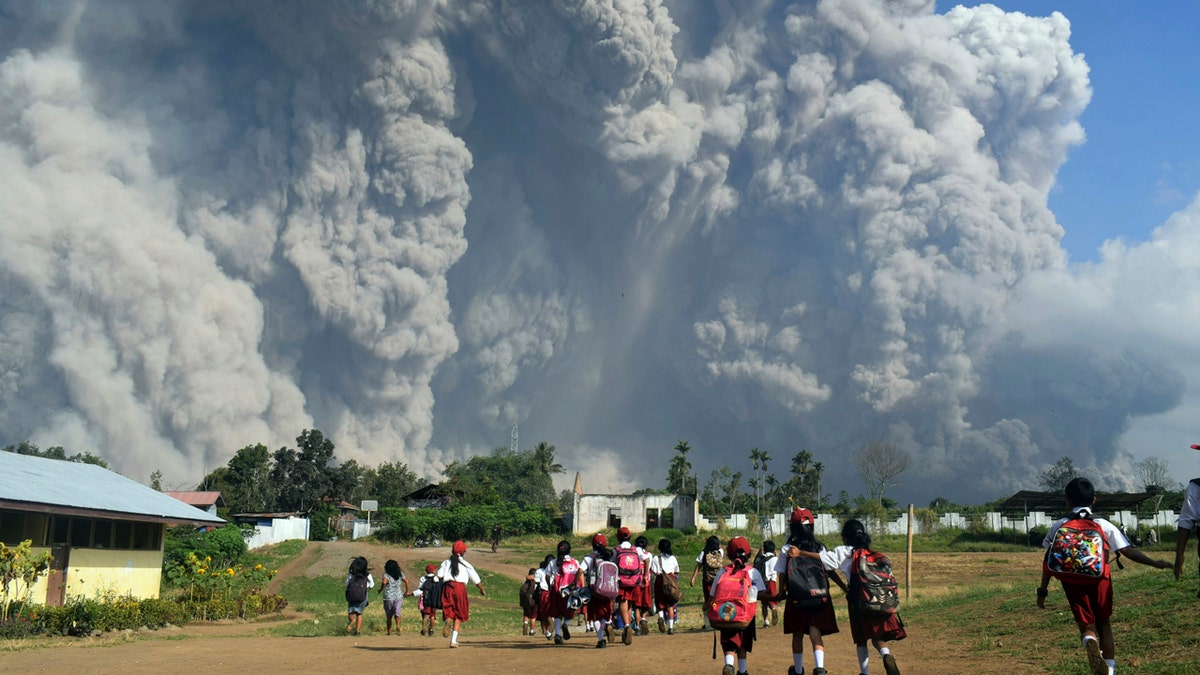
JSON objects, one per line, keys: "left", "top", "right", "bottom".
{"left": 903, "top": 564, "right": 1200, "bottom": 674}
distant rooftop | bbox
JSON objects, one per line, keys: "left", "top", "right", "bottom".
{"left": 165, "top": 491, "right": 225, "bottom": 509}
{"left": 0, "top": 452, "right": 224, "bottom": 525}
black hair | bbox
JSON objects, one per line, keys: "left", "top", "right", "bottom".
{"left": 787, "top": 520, "right": 823, "bottom": 553}
{"left": 528, "top": 567, "right": 538, "bottom": 576}
{"left": 556, "top": 539, "right": 571, "bottom": 563}
{"left": 841, "top": 518, "right": 872, "bottom": 550}
{"left": 450, "top": 553, "right": 462, "bottom": 578}
{"left": 349, "top": 556, "right": 368, "bottom": 576}
{"left": 657, "top": 538, "right": 673, "bottom": 556}
{"left": 703, "top": 535, "right": 720, "bottom": 553}
{"left": 635, "top": 535, "right": 648, "bottom": 549}
{"left": 1065, "top": 477, "right": 1095, "bottom": 508}
{"left": 728, "top": 544, "right": 750, "bottom": 569}
{"left": 762, "top": 540, "right": 776, "bottom": 554}
{"left": 542, "top": 554, "right": 555, "bottom": 569}
{"left": 384, "top": 559, "right": 402, "bottom": 580}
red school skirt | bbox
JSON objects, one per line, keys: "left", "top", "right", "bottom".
{"left": 536, "top": 587, "right": 553, "bottom": 622}
{"left": 441, "top": 581, "right": 470, "bottom": 623}
{"left": 846, "top": 602, "right": 905, "bottom": 645}
{"left": 654, "top": 574, "right": 679, "bottom": 611}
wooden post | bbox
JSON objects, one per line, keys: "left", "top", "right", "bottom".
{"left": 906, "top": 503, "right": 914, "bottom": 600}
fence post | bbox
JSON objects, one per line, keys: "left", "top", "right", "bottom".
{"left": 906, "top": 503, "right": 914, "bottom": 600}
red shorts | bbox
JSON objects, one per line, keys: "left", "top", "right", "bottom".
{"left": 654, "top": 575, "right": 679, "bottom": 611}
{"left": 550, "top": 588, "right": 576, "bottom": 619}
{"left": 761, "top": 579, "right": 779, "bottom": 609}
{"left": 783, "top": 599, "right": 839, "bottom": 635}
{"left": 617, "top": 585, "right": 640, "bottom": 603}
{"left": 1061, "top": 578, "right": 1114, "bottom": 626}
{"left": 588, "top": 594, "right": 614, "bottom": 621}
{"left": 536, "top": 588, "right": 553, "bottom": 622}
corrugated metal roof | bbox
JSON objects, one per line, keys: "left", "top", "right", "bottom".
{"left": 0, "top": 452, "right": 224, "bottom": 525}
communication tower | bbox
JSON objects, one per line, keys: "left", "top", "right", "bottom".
{"left": 510, "top": 423, "right": 518, "bottom": 453}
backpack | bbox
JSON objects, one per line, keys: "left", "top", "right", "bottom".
{"left": 706, "top": 565, "right": 756, "bottom": 630}
{"left": 554, "top": 557, "right": 580, "bottom": 595}
{"left": 345, "top": 573, "right": 369, "bottom": 605}
{"left": 753, "top": 552, "right": 775, "bottom": 582}
{"left": 1044, "top": 512, "right": 1110, "bottom": 585}
{"left": 786, "top": 552, "right": 831, "bottom": 611}
{"left": 616, "top": 548, "right": 642, "bottom": 589}
{"left": 848, "top": 548, "right": 900, "bottom": 615}
{"left": 420, "top": 574, "right": 444, "bottom": 610}
{"left": 519, "top": 579, "right": 538, "bottom": 609}
{"left": 702, "top": 549, "right": 725, "bottom": 586}
{"left": 658, "top": 571, "right": 683, "bottom": 604}
{"left": 592, "top": 558, "right": 620, "bottom": 599}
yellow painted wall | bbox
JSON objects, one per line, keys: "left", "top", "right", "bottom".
{"left": 9, "top": 546, "right": 50, "bottom": 604}
{"left": 64, "top": 548, "right": 165, "bottom": 600}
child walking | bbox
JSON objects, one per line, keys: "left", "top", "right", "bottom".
{"left": 380, "top": 559, "right": 408, "bottom": 635}
{"left": 650, "top": 537, "right": 681, "bottom": 634}
{"left": 534, "top": 554, "right": 555, "bottom": 639}
{"left": 691, "top": 535, "right": 726, "bottom": 629}
{"left": 1173, "top": 442, "right": 1200, "bottom": 598}
{"left": 710, "top": 536, "right": 765, "bottom": 675}
{"left": 437, "top": 540, "right": 487, "bottom": 648}
{"left": 520, "top": 567, "right": 540, "bottom": 636}
{"left": 775, "top": 508, "right": 840, "bottom": 675}
{"left": 756, "top": 540, "right": 780, "bottom": 627}
{"left": 1039, "top": 477, "right": 1172, "bottom": 675}
{"left": 416, "top": 563, "right": 439, "bottom": 637}
{"left": 581, "top": 533, "right": 616, "bottom": 648}
{"left": 546, "top": 540, "right": 580, "bottom": 645}
{"left": 344, "top": 556, "right": 374, "bottom": 636}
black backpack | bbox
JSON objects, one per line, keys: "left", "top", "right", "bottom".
{"left": 753, "top": 552, "right": 774, "bottom": 580}
{"left": 519, "top": 579, "right": 538, "bottom": 609}
{"left": 786, "top": 552, "right": 831, "bottom": 611}
{"left": 420, "top": 574, "right": 445, "bottom": 610}
{"left": 345, "top": 573, "right": 369, "bottom": 604}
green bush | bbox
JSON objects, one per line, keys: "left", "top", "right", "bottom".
{"left": 163, "top": 524, "right": 249, "bottom": 580}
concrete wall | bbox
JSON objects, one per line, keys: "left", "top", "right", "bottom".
{"left": 64, "top": 548, "right": 165, "bottom": 599}
{"left": 572, "top": 493, "right": 697, "bottom": 535}
{"left": 245, "top": 516, "right": 310, "bottom": 549}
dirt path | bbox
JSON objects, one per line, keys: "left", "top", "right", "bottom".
{"left": 0, "top": 544, "right": 1051, "bottom": 674}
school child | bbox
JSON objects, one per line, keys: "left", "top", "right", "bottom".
{"left": 344, "top": 556, "right": 374, "bottom": 636}
{"left": 710, "top": 536, "right": 765, "bottom": 675}
{"left": 437, "top": 540, "right": 488, "bottom": 648}
{"left": 1173, "top": 442, "right": 1200, "bottom": 598}
{"left": 416, "top": 563, "right": 439, "bottom": 637}
{"left": 775, "top": 508, "right": 839, "bottom": 675}
{"left": 520, "top": 567, "right": 540, "bottom": 636}
{"left": 634, "top": 535, "right": 654, "bottom": 634}
{"left": 580, "top": 533, "right": 617, "bottom": 648}
{"left": 1039, "top": 477, "right": 1173, "bottom": 675}
{"left": 379, "top": 559, "right": 409, "bottom": 635}
{"left": 650, "top": 537, "right": 681, "bottom": 634}
{"left": 546, "top": 540, "right": 580, "bottom": 645}
{"left": 614, "top": 526, "right": 644, "bottom": 644}
{"left": 754, "top": 540, "right": 780, "bottom": 627}
{"left": 534, "top": 554, "right": 555, "bottom": 639}
{"left": 690, "top": 535, "right": 726, "bottom": 629}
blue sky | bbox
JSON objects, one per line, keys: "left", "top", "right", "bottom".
{"left": 945, "top": 2, "right": 1200, "bottom": 262}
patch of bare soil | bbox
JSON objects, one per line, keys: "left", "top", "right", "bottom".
{"left": 1, "top": 546, "right": 1054, "bottom": 674}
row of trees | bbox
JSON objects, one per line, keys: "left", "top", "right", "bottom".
{"left": 666, "top": 438, "right": 914, "bottom": 516}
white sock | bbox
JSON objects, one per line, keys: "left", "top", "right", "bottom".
{"left": 1083, "top": 634, "right": 1098, "bottom": 648}
{"left": 793, "top": 653, "right": 804, "bottom": 672}
{"left": 814, "top": 647, "right": 825, "bottom": 668}
{"left": 738, "top": 657, "right": 747, "bottom": 672}
{"left": 450, "top": 629, "right": 458, "bottom": 643}
{"left": 857, "top": 645, "right": 870, "bottom": 673}
{"left": 1106, "top": 658, "right": 1115, "bottom": 674}
{"left": 879, "top": 646, "right": 891, "bottom": 657}
{"left": 725, "top": 654, "right": 736, "bottom": 667}
{"left": 595, "top": 620, "right": 604, "bottom": 635}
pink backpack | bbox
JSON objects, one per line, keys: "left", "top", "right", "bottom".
{"left": 555, "top": 557, "right": 580, "bottom": 594}
{"left": 707, "top": 565, "right": 755, "bottom": 630}
{"left": 616, "top": 548, "right": 642, "bottom": 589}
{"left": 592, "top": 558, "right": 620, "bottom": 599}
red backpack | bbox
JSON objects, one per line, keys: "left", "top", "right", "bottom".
{"left": 707, "top": 565, "right": 756, "bottom": 630}
{"left": 848, "top": 548, "right": 900, "bottom": 615}
{"left": 1044, "top": 512, "right": 1110, "bottom": 585}
{"left": 616, "top": 547, "right": 642, "bottom": 589}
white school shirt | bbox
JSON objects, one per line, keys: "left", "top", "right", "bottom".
{"left": 1178, "top": 480, "right": 1200, "bottom": 531}
{"left": 708, "top": 565, "right": 766, "bottom": 603}
{"left": 650, "top": 553, "right": 680, "bottom": 575}
{"left": 1042, "top": 507, "right": 1131, "bottom": 552}
{"left": 757, "top": 552, "right": 778, "bottom": 583}
{"left": 774, "top": 543, "right": 834, "bottom": 576}
{"left": 533, "top": 566, "right": 550, "bottom": 591}
{"left": 437, "top": 556, "right": 481, "bottom": 585}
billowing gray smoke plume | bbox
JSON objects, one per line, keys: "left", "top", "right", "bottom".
{"left": 2, "top": 1, "right": 1196, "bottom": 502}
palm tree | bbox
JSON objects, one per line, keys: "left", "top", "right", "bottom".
{"left": 748, "top": 448, "right": 766, "bottom": 514}
{"left": 668, "top": 439, "right": 694, "bottom": 494}
{"left": 532, "top": 441, "right": 564, "bottom": 476}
